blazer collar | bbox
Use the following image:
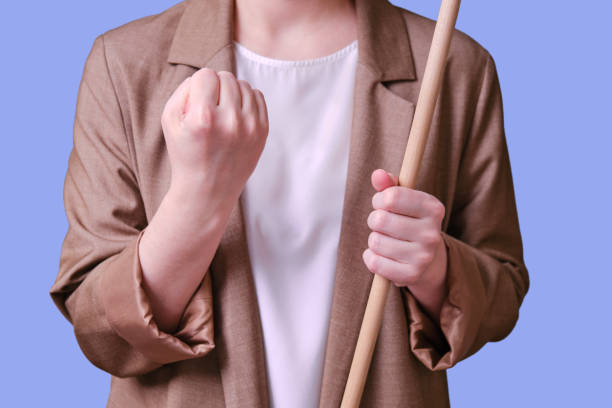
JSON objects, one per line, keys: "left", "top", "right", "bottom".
{"left": 168, "top": 0, "right": 416, "bottom": 82}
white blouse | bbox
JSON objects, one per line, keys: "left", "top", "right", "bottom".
{"left": 234, "top": 38, "right": 358, "bottom": 408}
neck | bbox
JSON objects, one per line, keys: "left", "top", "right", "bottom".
{"left": 233, "top": 0, "right": 357, "bottom": 60}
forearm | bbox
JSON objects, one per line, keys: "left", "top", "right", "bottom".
{"left": 139, "top": 182, "right": 234, "bottom": 333}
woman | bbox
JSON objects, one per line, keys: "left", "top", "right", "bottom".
{"left": 49, "top": 0, "right": 529, "bottom": 407}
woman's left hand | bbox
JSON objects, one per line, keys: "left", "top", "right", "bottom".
{"left": 363, "top": 169, "right": 449, "bottom": 322}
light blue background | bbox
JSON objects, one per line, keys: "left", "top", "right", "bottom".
{"left": 1, "top": 0, "right": 609, "bottom": 406}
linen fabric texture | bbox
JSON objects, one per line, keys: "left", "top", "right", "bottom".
{"left": 49, "top": 0, "right": 530, "bottom": 407}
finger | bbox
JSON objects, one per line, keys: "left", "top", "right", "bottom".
{"left": 371, "top": 169, "right": 397, "bottom": 192}
{"left": 238, "top": 79, "right": 256, "bottom": 113}
{"left": 372, "top": 186, "right": 444, "bottom": 221}
{"left": 367, "top": 231, "right": 423, "bottom": 263}
{"left": 367, "top": 209, "right": 427, "bottom": 241}
{"left": 253, "top": 89, "right": 269, "bottom": 130}
{"left": 165, "top": 76, "right": 192, "bottom": 123}
{"left": 217, "top": 71, "right": 242, "bottom": 109}
{"left": 362, "top": 249, "right": 417, "bottom": 287}
{"left": 189, "top": 68, "right": 220, "bottom": 107}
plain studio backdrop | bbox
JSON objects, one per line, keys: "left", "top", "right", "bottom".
{"left": 1, "top": 1, "right": 609, "bottom": 406}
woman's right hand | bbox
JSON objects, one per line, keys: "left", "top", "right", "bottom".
{"left": 161, "top": 68, "right": 269, "bottom": 204}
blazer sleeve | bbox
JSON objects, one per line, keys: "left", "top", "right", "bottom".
{"left": 49, "top": 34, "right": 215, "bottom": 378}
{"left": 401, "top": 54, "right": 530, "bottom": 370}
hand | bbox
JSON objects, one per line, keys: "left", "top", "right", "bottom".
{"left": 140, "top": 69, "right": 268, "bottom": 332}
{"left": 363, "top": 169, "right": 448, "bottom": 322}
{"left": 161, "top": 68, "right": 269, "bottom": 202}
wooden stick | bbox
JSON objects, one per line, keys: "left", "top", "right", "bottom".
{"left": 340, "top": 1, "right": 461, "bottom": 406}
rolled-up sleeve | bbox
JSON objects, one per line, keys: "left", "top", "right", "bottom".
{"left": 402, "top": 53, "right": 530, "bottom": 371}
{"left": 49, "top": 34, "right": 214, "bottom": 378}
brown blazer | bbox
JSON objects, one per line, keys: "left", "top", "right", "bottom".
{"left": 49, "top": 0, "right": 530, "bottom": 406}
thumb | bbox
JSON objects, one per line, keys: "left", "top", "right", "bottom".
{"left": 371, "top": 169, "right": 398, "bottom": 192}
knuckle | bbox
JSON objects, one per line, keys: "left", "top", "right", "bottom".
{"left": 255, "top": 89, "right": 267, "bottom": 106}
{"left": 218, "top": 70, "right": 236, "bottom": 81}
{"left": 198, "top": 67, "right": 215, "bottom": 75}
{"left": 421, "top": 230, "right": 441, "bottom": 247}
{"left": 369, "top": 210, "right": 387, "bottom": 230}
{"left": 368, "top": 254, "right": 381, "bottom": 274}
{"left": 417, "top": 251, "right": 434, "bottom": 267}
{"left": 238, "top": 79, "right": 251, "bottom": 89}
{"left": 384, "top": 187, "right": 400, "bottom": 208}
{"left": 223, "top": 109, "right": 240, "bottom": 134}
{"left": 367, "top": 211, "right": 375, "bottom": 229}
{"left": 195, "top": 104, "right": 214, "bottom": 131}
{"left": 195, "top": 67, "right": 217, "bottom": 82}
{"left": 428, "top": 198, "right": 445, "bottom": 219}
{"left": 244, "top": 115, "right": 258, "bottom": 135}
{"left": 377, "top": 211, "right": 389, "bottom": 229}
{"left": 260, "top": 115, "right": 270, "bottom": 134}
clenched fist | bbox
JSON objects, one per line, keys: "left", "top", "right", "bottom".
{"left": 161, "top": 68, "right": 269, "bottom": 202}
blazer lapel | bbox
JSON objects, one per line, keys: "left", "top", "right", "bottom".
{"left": 169, "top": 1, "right": 269, "bottom": 407}
{"left": 206, "top": 50, "right": 271, "bottom": 407}
{"left": 318, "top": 1, "right": 418, "bottom": 406}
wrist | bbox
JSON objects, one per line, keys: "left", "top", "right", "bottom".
{"left": 165, "top": 181, "right": 236, "bottom": 235}
{"left": 404, "top": 237, "right": 449, "bottom": 324}
{"left": 169, "top": 173, "right": 237, "bottom": 206}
